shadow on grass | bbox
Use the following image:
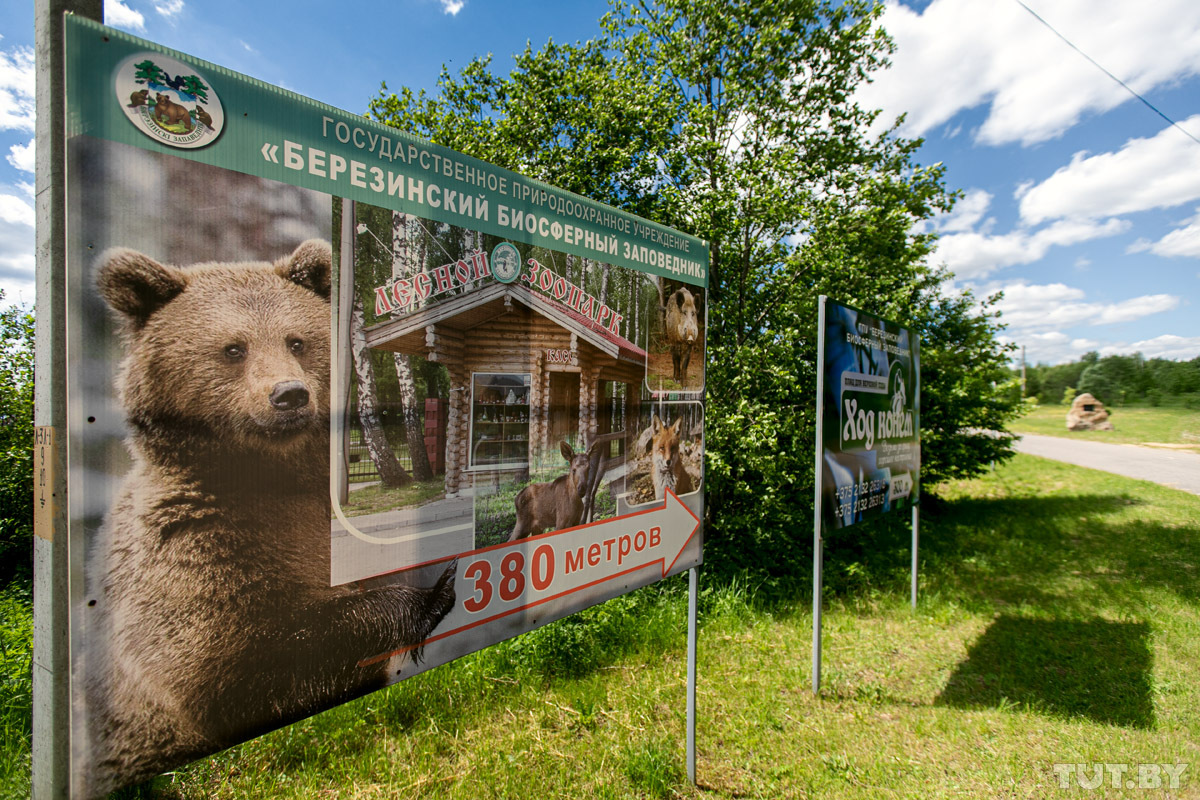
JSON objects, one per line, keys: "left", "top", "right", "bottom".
{"left": 926, "top": 493, "right": 1199, "bottom": 608}
{"left": 816, "top": 488, "right": 1200, "bottom": 616}
{"left": 935, "top": 615, "right": 1154, "bottom": 729}
{"left": 821, "top": 493, "right": 1130, "bottom": 595}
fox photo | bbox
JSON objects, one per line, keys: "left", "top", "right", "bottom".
{"left": 66, "top": 138, "right": 457, "bottom": 797}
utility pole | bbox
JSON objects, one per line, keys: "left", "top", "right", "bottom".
{"left": 1021, "top": 345, "right": 1027, "bottom": 398}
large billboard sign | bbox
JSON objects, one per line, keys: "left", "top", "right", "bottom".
{"left": 816, "top": 297, "right": 920, "bottom": 530}
{"left": 59, "top": 17, "right": 706, "bottom": 796}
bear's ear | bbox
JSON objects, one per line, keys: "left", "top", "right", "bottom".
{"left": 278, "top": 239, "right": 331, "bottom": 300}
{"left": 96, "top": 249, "right": 187, "bottom": 330}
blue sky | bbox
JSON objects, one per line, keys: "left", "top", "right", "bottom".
{"left": 1, "top": 0, "right": 1198, "bottom": 365}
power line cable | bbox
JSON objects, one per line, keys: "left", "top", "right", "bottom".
{"left": 1012, "top": 0, "right": 1200, "bottom": 148}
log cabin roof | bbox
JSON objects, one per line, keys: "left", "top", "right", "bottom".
{"left": 363, "top": 283, "right": 647, "bottom": 365}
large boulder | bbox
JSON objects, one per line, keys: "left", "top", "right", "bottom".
{"left": 1066, "top": 392, "right": 1114, "bottom": 431}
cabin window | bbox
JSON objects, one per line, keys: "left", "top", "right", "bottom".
{"left": 470, "top": 372, "right": 530, "bottom": 468}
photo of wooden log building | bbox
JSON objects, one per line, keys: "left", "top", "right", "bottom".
{"left": 362, "top": 281, "right": 646, "bottom": 497}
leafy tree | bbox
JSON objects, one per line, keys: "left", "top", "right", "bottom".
{"left": 132, "top": 59, "right": 164, "bottom": 85}
{"left": 0, "top": 295, "right": 34, "bottom": 586}
{"left": 1034, "top": 360, "right": 1088, "bottom": 405}
{"left": 370, "top": 0, "right": 1020, "bottom": 581}
{"left": 1033, "top": 352, "right": 1198, "bottom": 407}
{"left": 1075, "top": 354, "right": 1141, "bottom": 406}
{"left": 180, "top": 74, "right": 210, "bottom": 103}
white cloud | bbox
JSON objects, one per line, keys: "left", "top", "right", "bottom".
{"left": 858, "top": 0, "right": 1200, "bottom": 146}
{"left": 106, "top": 0, "right": 146, "bottom": 32}
{"left": 1100, "top": 335, "right": 1200, "bottom": 361}
{"left": 988, "top": 281, "right": 1179, "bottom": 335}
{"left": 1094, "top": 294, "right": 1181, "bottom": 325}
{"left": 6, "top": 138, "right": 33, "bottom": 173}
{"left": 1128, "top": 207, "right": 1200, "bottom": 258}
{"left": 154, "top": 0, "right": 185, "bottom": 18}
{"left": 1008, "top": 332, "right": 1200, "bottom": 364}
{"left": 1000, "top": 330, "right": 1104, "bottom": 365}
{"left": 934, "top": 188, "right": 991, "bottom": 234}
{"left": 992, "top": 283, "right": 1189, "bottom": 363}
{"left": 932, "top": 217, "right": 1128, "bottom": 279}
{"left": 926, "top": 114, "right": 1200, "bottom": 279}
{"left": 0, "top": 192, "right": 34, "bottom": 229}
{"left": 440, "top": 0, "right": 464, "bottom": 14}
{"left": 1019, "top": 116, "right": 1200, "bottom": 225}
{"left": 0, "top": 45, "right": 35, "bottom": 132}
{"left": 0, "top": 191, "right": 35, "bottom": 300}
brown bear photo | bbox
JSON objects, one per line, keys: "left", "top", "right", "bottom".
{"left": 152, "top": 91, "right": 193, "bottom": 131}
{"left": 79, "top": 241, "right": 456, "bottom": 797}
{"left": 67, "top": 139, "right": 457, "bottom": 797}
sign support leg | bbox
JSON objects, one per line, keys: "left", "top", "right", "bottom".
{"left": 812, "top": 532, "right": 822, "bottom": 694}
{"left": 686, "top": 565, "right": 698, "bottom": 784}
{"left": 812, "top": 295, "right": 826, "bottom": 695}
{"left": 911, "top": 504, "right": 920, "bottom": 609}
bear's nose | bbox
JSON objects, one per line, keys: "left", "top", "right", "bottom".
{"left": 270, "top": 381, "right": 310, "bottom": 411}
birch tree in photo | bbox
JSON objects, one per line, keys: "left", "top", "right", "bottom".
{"left": 655, "top": 276, "right": 667, "bottom": 333}
{"left": 351, "top": 294, "right": 411, "bottom": 487}
{"left": 461, "top": 226, "right": 482, "bottom": 290}
{"left": 628, "top": 271, "right": 638, "bottom": 343}
{"left": 392, "top": 210, "right": 435, "bottom": 481}
{"left": 631, "top": 273, "right": 640, "bottom": 348}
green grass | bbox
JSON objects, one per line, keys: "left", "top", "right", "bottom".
{"left": 337, "top": 478, "right": 445, "bottom": 517}
{"left": 7, "top": 455, "right": 1200, "bottom": 798}
{"left": 0, "top": 583, "right": 32, "bottom": 799}
{"left": 1013, "top": 403, "right": 1200, "bottom": 450}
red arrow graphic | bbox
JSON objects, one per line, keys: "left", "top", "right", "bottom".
{"left": 358, "top": 489, "right": 700, "bottom": 667}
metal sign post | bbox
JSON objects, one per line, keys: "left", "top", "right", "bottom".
{"left": 911, "top": 505, "right": 919, "bottom": 608}
{"left": 812, "top": 296, "right": 827, "bottom": 694}
{"left": 911, "top": 334, "right": 921, "bottom": 609}
{"left": 686, "top": 565, "right": 699, "bottom": 783}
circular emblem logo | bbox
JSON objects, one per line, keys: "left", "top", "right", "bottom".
{"left": 490, "top": 242, "right": 522, "bottom": 284}
{"left": 114, "top": 52, "right": 224, "bottom": 149}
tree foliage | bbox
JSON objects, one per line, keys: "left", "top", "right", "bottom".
{"left": 1022, "top": 352, "right": 1200, "bottom": 407}
{"left": 369, "top": 0, "right": 1020, "bottom": 581}
{"left": 0, "top": 294, "right": 34, "bottom": 586}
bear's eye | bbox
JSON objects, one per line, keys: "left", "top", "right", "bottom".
{"left": 224, "top": 344, "right": 245, "bottom": 361}
{"left": 288, "top": 338, "right": 305, "bottom": 356}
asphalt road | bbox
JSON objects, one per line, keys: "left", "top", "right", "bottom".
{"left": 1013, "top": 433, "right": 1200, "bottom": 496}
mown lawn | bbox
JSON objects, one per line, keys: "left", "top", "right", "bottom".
{"left": 336, "top": 478, "right": 446, "bottom": 517}
{"left": 6, "top": 454, "right": 1200, "bottom": 798}
{"left": 1013, "top": 403, "right": 1200, "bottom": 451}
